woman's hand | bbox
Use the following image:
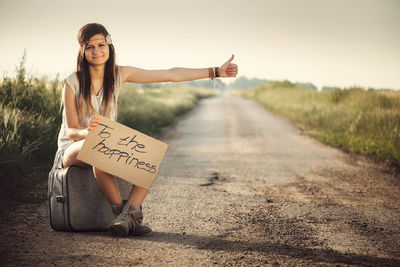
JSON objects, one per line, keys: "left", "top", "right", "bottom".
{"left": 218, "top": 54, "right": 238, "bottom": 78}
{"left": 88, "top": 115, "right": 101, "bottom": 131}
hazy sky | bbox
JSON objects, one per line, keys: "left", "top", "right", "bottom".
{"left": 1, "top": 0, "right": 399, "bottom": 89}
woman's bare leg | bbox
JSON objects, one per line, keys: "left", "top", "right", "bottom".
{"left": 92, "top": 167, "right": 122, "bottom": 205}
{"left": 127, "top": 185, "right": 148, "bottom": 208}
{"left": 62, "top": 140, "right": 90, "bottom": 168}
{"left": 62, "top": 140, "right": 122, "bottom": 205}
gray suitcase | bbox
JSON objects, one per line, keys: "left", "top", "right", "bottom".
{"left": 48, "top": 164, "right": 130, "bottom": 232}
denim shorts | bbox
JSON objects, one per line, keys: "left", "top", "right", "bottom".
{"left": 51, "top": 142, "right": 72, "bottom": 170}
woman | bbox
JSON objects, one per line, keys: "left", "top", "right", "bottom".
{"left": 56, "top": 23, "right": 238, "bottom": 237}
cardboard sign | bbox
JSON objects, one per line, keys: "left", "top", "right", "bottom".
{"left": 77, "top": 116, "right": 168, "bottom": 191}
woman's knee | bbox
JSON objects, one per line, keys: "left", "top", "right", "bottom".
{"left": 93, "top": 167, "right": 114, "bottom": 177}
{"left": 62, "top": 140, "right": 87, "bottom": 168}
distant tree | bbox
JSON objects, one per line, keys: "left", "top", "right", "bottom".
{"left": 322, "top": 86, "right": 341, "bottom": 91}
{"left": 294, "top": 82, "right": 317, "bottom": 90}
{"left": 183, "top": 79, "right": 226, "bottom": 89}
{"left": 229, "top": 76, "right": 270, "bottom": 89}
{"left": 142, "top": 83, "right": 160, "bottom": 89}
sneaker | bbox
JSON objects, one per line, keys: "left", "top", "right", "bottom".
{"left": 110, "top": 202, "right": 152, "bottom": 236}
{"left": 110, "top": 203, "right": 143, "bottom": 237}
{"left": 111, "top": 203, "right": 124, "bottom": 217}
{"left": 129, "top": 223, "right": 152, "bottom": 236}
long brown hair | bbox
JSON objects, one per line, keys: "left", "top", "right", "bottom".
{"left": 76, "top": 23, "right": 117, "bottom": 123}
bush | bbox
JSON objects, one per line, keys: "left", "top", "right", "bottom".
{"left": 330, "top": 88, "right": 351, "bottom": 103}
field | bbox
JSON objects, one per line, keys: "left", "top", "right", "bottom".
{"left": 242, "top": 81, "right": 400, "bottom": 166}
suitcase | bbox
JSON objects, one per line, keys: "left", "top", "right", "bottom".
{"left": 48, "top": 163, "right": 130, "bottom": 232}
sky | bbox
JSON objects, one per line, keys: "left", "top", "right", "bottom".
{"left": 0, "top": 0, "right": 399, "bottom": 90}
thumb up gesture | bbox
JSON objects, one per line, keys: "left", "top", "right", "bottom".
{"left": 218, "top": 54, "right": 238, "bottom": 78}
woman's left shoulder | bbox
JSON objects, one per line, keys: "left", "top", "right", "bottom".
{"left": 118, "top": 66, "right": 129, "bottom": 83}
{"left": 118, "top": 65, "right": 127, "bottom": 75}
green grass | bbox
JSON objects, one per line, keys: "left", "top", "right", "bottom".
{"left": 242, "top": 81, "right": 400, "bottom": 166}
{"left": 0, "top": 55, "right": 62, "bottom": 187}
{"left": 118, "top": 83, "right": 216, "bottom": 136}
{"left": 0, "top": 55, "right": 217, "bottom": 189}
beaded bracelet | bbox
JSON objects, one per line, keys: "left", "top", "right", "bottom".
{"left": 208, "top": 67, "right": 219, "bottom": 89}
{"left": 208, "top": 67, "right": 215, "bottom": 80}
{"left": 208, "top": 67, "right": 220, "bottom": 79}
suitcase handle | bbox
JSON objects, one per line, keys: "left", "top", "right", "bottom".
{"left": 56, "top": 196, "right": 65, "bottom": 203}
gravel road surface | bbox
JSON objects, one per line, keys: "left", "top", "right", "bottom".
{"left": 1, "top": 95, "right": 400, "bottom": 266}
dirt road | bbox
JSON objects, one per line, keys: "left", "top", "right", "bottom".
{"left": 1, "top": 95, "right": 400, "bottom": 266}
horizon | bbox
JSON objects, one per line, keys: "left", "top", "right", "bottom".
{"left": 1, "top": 0, "right": 399, "bottom": 90}
{"left": 2, "top": 55, "right": 399, "bottom": 91}
{"left": 2, "top": 48, "right": 398, "bottom": 91}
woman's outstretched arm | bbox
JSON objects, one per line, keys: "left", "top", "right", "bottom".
{"left": 120, "top": 54, "right": 238, "bottom": 84}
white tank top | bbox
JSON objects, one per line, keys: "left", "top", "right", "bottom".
{"left": 56, "top": 66, "right": 122, "bottom": 149}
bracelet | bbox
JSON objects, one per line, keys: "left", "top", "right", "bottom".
{"left": 215, "top": 67, "right": 220, "bottom": 77}
{"left": 208, "top": 67, "right": 215, "bottom": 80}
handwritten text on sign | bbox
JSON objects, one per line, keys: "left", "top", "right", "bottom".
{"left": 77, "top": 116, "right": 168, "bottom": 191}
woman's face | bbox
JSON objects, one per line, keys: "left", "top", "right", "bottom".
{"left": 84, "top": 33, "right": 110, "bottom": 66}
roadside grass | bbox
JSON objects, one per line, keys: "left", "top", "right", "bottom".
{"left": 0, "top": 57, "right": 217, "bottom": 194}
{"left": 118, "top": 83, "right": 217, "bottom": 136}
{"left": 0, "top": 57, "right": 62, "bottom": 188}
{"left": 241, "top": 81, "right": 400, "bottom": 166}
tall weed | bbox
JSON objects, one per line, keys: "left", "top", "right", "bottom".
{"left": 0, "top": 55, "right": 62, "bottom": 185}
